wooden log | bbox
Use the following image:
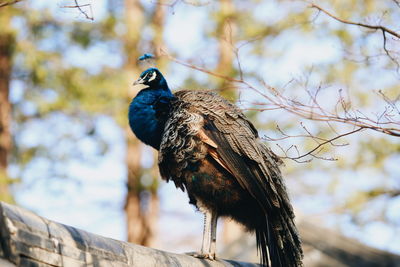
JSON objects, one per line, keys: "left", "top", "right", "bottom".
{"left": 0, "top": 202, "right": 259, "bottom": 267}
{"left": 219, "top": 220, "right": 400, "bottom": 266}
{"left": 2, "top": 201, "right": 400, "bottom": 267}
{"left": 299, "top": 221, "right": 400, "bottom": 267}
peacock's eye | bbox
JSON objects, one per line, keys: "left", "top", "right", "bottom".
{"left": 147, "top": 71, "right": 157, "bottom": 82}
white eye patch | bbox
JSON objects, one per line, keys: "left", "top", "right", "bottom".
{"left": 148, "top": 71, "right": 157, "bottom": 82}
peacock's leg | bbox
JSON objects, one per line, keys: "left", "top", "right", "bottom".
{"left": 200, "top": 209, "right": 217, "bottom": 259}
{"left": 209, "top": 209, "right": 217, "bottom": 258}
{"left": 190, "top": 209, "right": 218, "bottom": 260}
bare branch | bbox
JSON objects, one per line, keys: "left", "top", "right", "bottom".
{"left": 0, "top": 0, "right": 23, "bottom": 8}
{"left": 62, "top": 0, "right": 94, "bottom": 21}
{"left": 287, "top": 127, "right": 363, "bottom": 161}
{"left": 162, "top": 49, "right": 243, "bottom": 83}
{"left": 264, "top": 123, "right": 356, "bottom": 163}
{"left": 162, "top": 53, "right": 400, "bottom": 138}
{"left": 377, "top": 90, "right": 400, "bottom": 115}
{"left": 308, "top": 3, "right": 400, "bottom": 70}
{"left": 263, "top": 124, "right": 348, "bottom": 147}
{"left": 309, "top": 3, "right": 400, "bottom": 39}
{"left": 382, "top": 30, "right": 400, "bottom": 71}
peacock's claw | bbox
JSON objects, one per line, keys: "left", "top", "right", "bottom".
{"left": 186, "top": 251, "right": 216, "bottom": 260}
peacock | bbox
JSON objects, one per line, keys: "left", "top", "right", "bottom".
{"left": 128, "top": 67, "right": 303, "bottom": 267}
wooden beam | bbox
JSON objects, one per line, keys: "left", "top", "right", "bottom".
{"left": 0, "top": 202, "right": 259, "bottom": 266}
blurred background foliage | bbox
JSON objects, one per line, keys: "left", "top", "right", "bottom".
{"left": 0, "top": 0, "right": 399, "bottom": 263}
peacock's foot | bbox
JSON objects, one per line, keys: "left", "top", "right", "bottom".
{"left": 186, "top": 251, "right": 216, "bottom": 260}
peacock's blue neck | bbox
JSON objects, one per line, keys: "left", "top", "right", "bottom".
{"left": 128, "top": 87, "right": 174, "bottom": 150}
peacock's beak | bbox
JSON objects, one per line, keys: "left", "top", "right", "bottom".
{"left": 132, "top": 77, "right": 149, "bottom": 92}
{"left": 133, "top": 77, "right": 145, "bottom": 85}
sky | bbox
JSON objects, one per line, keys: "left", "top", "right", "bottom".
{"left": 7, "top": 0, "right": 400, "bottom": 258}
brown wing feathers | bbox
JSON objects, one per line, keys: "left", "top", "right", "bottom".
{"left": 179, "top": 90, "right": 302, "bottom": 267}
{"left": 202, "top": 120, "right": 278, "bottom": 210}
{"left": 165, "top": 90, "right": 303, "bottom": 266}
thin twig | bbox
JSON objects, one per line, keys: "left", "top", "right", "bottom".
{"left": 382, "top": 30, "right": 400, "bottom": 71}
{"left": 63, "top": 4, "right": 90, "bottom": 8}
{"left": 62, "top": 0, "right": 94, "bottom": 21}
{"left": 264, "top": 125, "right": 348, "bottom": 147}
{"left": 289, "top": 127, "right": 364, "bottom": 161}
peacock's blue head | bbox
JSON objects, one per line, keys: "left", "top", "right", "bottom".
{"left": 129, "top": 68, "right": 174, "bottom": 150}
{"left": 134, "top": 68, "right": 169, "bottom": 90}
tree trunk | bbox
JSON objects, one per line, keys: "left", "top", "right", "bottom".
{"left": 123, "top": 0, "right": 165, "bottom": 246}
{"left": 0, "top": 13, "right": 15, "bottom": 203}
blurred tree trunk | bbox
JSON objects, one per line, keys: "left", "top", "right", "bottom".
{"left": 123, "top": 0, "right": 147, "bottom": 245}
{"left": 123, "top": 0, "right": 165, "bottom": 246}
{"left": 144, "top": 3, "right": 166, "bottom": 246}
{"left": 215, "top": 0, "right": 236, "bottom": 100}
{"left": 0, "top": 12, "right": 15, "bottom": 203}
{"left": 151, "top": 3, "right": 166, "bottom": 63}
